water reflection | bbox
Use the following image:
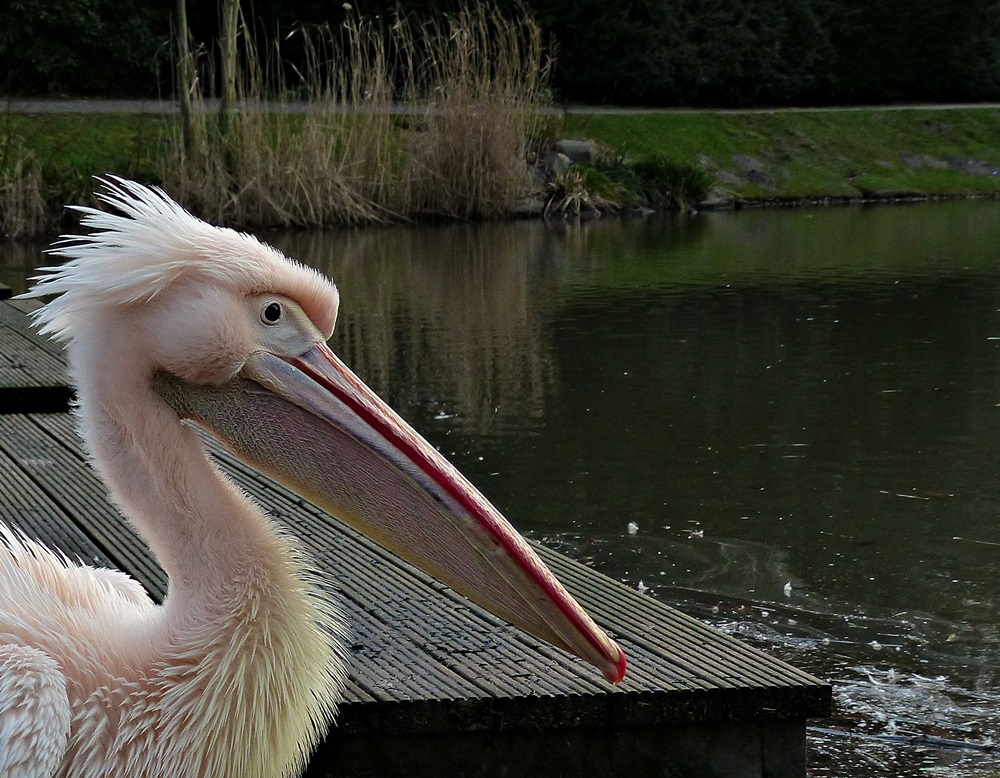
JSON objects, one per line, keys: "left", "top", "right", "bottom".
{"left": 5, "top": 202, "right": 1000, "bottom": 776}
{"left": 268, "top": 223, "right": 558, "bottom": 437}
{"left": 0, "top": 238, "right": 48, "bottom": 292}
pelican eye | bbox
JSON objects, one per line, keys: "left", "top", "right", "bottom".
{"left": 261, "top": 301, "right": 283, "bottom": 325}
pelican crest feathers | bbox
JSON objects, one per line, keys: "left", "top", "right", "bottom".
{"left": 24, "top": 177, "right": 338, "bottom": 343}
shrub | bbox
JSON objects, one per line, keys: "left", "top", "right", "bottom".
{"left": 543, "top": 167, "right": 616, "bottom": 217}
{"left": 631, "top": 154, "right": 713, "bottom": 210}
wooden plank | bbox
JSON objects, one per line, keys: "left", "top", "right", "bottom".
{"left": 0, "top": 301, "right": 66, "bottom": 362}
{"left": 540, "top": 548, "right": 812, "bottom": 688}
{"left": 0, "top": 415, "right": 167, "bottom": 599}
{"left": 0, "top": 446, "right": 113, "bottom": 567}
{"left": 0, "top": 304, "right": 828, "bottom": 703}
{"left": 0, "top": 326, "right": 67, "bottom": 387}
{"left": 181, "top": 430, "right": 830, "bottom": 723}
{"left": 0, "top": 302, "right": 72, "bottom": 413}
{"left": 536, "top": 548, "right": 832, "bottom": 720}
{"left": 25, "top": 414, "right": 604, "bottom": 727}
{"left": 0, "top": 289, "right": 832, "bottom": 739}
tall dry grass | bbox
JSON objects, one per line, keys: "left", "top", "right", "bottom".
{"left": 0, "top": 154, "right": 46, "bottom": 239}
{"left": 164, "top": 5, "right": 552, "bottom": 228}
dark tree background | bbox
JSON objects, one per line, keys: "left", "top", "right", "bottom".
{"left": 3, "top": 0, "right": 1000, "bottom": 106}
{"left": 0, "top": 0, "right": 165, "bottom": 95}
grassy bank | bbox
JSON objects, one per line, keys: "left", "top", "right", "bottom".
{"left": 1, "top": 112, "right": 167, "bottom": 236}
{"left": 564, "top": 107, "right": 1000, "bottom": 203}
{"left": 7, "top": 105, "right": 1000, "bottom": 238}
{"left": 3, "top": 113, "right": 164, "bottom": 200}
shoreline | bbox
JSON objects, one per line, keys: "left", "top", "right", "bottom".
{"left": 5, "top": 103, "right": 1000, "bottom": 238}
{"left": 704, "top": 190, "right": 1000, "bottom": 210}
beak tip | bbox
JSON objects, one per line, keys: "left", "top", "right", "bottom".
{"left": 602, "top": 643, "right": 628, "bottom": 684}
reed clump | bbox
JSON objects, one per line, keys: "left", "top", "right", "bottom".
{"left": 164, "top": 5, "right": 552, "bottom": 228}
{"left": 0, "top": 152, "right": 46, "bottom": 239}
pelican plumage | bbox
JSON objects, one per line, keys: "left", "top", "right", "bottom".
{"left": 0, "top": 178, "right": 625, "bottom": 778}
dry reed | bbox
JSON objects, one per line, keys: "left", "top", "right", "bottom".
{"left": 163, "top": 4, "right": 552, "bottom": 228}
{"left": 0, "top": 154, "right": 46, "bottom": 239}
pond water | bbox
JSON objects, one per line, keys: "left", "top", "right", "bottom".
{"left": 5, "top": 202, "right": 1000, "bottom": 775}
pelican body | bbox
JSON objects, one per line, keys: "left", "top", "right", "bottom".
{"left": 0, "top": 179, "right": 624, "bottom": 778}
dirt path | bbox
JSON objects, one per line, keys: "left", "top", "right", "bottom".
{"left": 7, "top": 98, "right": 1000, "bottom": 114}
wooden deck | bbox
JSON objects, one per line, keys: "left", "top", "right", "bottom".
{"left": 0, "top": 299, "right": 831, "bottom": 777}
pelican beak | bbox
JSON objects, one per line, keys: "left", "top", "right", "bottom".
{"left": 162, "top": 340, "right": 626, "bottom": 684}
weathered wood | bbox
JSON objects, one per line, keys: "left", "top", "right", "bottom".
{"left": 0, "top": 415, "right": 167, "bottom": 598}
{"left": 0, "top": 301, "right": 72, "bottom": 413}
{"left": 0, "top": 302, "right": 64, "bottom": 361}
{"left": 0, "top": 442, "right": 113, "bottom": 567}
{"left": 311, "top": 720, "right": 809, "bottom": 778}
{"left": 24, "top": 413, "right": 614, "bottom": 727}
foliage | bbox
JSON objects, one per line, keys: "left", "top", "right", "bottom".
{"left": 13, "top": 105, "right": 1000, "bottom": 235}
{"left": 4, "top": 0, "right": 1000, "bottom": 107}
{"left": 547, "top": 152, "right": 711, "bottom": 213}
{"left": 0, "top": 112, "right": 164, "bottom": 236}
{"left": 0, "top": 140, "right": 45, "bottom": 238}
{"left": 523, "top": 0, "right": 1000, "bottom": 105}
{"left": 630, "top": 154, "right": 712, "bottom": 210}
{"left": 0, "top": 0, "right": 166, "bottom": 96}
{"left": 543, "top": 167, "right": 616, "bottom": 216}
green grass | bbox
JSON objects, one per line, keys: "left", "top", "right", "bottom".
{"left": 563, "top": 108, "right": 1000, "bottom": 200}
{"left": 3, "top": 113, "right": 166, "bottom": 210}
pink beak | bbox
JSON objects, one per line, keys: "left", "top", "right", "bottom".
{"left": 168, "top": 340, "right": 626, "bottom": 684}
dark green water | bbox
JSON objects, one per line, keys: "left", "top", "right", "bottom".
{"left": 6, "top": 202, "right": 1000, "bottom": 775}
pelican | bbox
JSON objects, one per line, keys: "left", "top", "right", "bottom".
{"left": 0, "top": 178, "right": 626, "bottom": 778}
